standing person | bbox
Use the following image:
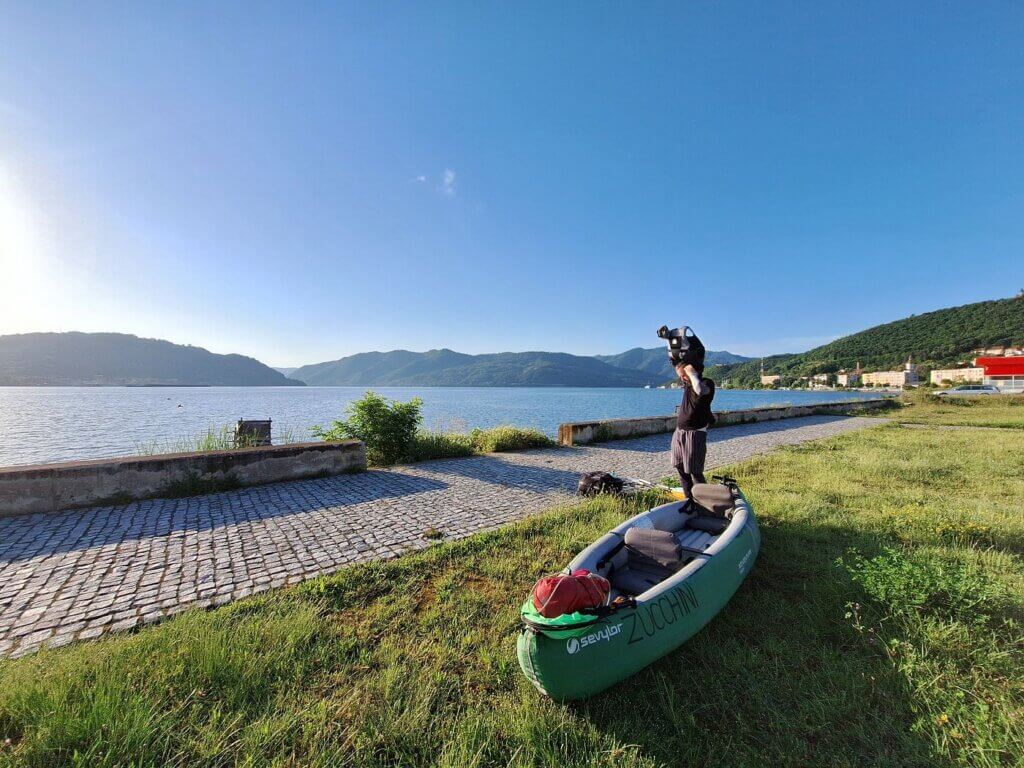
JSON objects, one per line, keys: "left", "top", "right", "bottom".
{"left": 671, "top": 361, "right": 716, "bottom": 508}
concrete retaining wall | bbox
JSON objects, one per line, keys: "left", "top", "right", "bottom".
{"left": 0, "top": 441, "right": 365, "bottom": 518}
{"left": 557, "top": 398, "right": 894, "bottom": 446}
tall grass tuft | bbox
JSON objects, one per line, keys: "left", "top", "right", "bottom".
{"left": 133, "top": 424, "right": 265, "bottom": 456}
{"left": 406, "top": 425, "right": 554, "bottom": 463}
{"left": 406, "top": 431, "right": 476, "bottom": 461}
{"left": 469, "top": 425, "right": 553, "bottom": 453}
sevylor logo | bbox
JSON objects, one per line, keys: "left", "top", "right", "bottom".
{"left": 738, "top": 549, "right": 753, "bottom": 574}
{"left": 566, "top": 623, "right": 623, "bottom": 654}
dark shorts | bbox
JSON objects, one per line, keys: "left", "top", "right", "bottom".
{"left": 671, "top": 428, "right": 707, "bottom": 474}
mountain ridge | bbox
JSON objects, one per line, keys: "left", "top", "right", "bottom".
{"left": 290, "top": 349, "right": 660, "bottom": 387}
{"left": 0, "top": 332, "right": 303, "bottom": 387}
{"left": 595, "top": 347, "right": 752, "bottom": 380}
{"left": 7, "top": 297, "right": 1014, "bottom": 389}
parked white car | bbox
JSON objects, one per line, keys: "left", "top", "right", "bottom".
{"left": 935, "top": 384, "right": 1001, "bottom": 397}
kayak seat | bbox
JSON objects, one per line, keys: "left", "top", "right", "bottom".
{"left": 691, "top": 483, "right": 736, "bottom": 517}
{"left": 624, "top": 527, "right": 683, "bottom": 570}
{"left": 611, "top": 527, "right": 684, "bottom": 596}
{"left": 611, "top": 565, "right": 669, "bottom": 596}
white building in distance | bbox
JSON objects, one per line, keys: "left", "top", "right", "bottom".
{"left": 862, "top": 357, "right": 919, "bottom": 387}
{"left": 929, "top": 367, "right": 984, "bottom": 386}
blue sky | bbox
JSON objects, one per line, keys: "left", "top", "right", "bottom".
{"left": 1, "top": 2, "right": 1022, "bottom": 366}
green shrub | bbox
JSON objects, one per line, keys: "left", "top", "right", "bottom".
{"left": 313, "top": 391, "right": 422, "bottom": 466}
{"left": 840, "top": 546, "right": 1003, "bottom": 621}
{"left": 469, "top": 425, "right": 554, "bottom": 453}
{"left": 407, "top": 431, "right": 475, "bottom": 461}
{"left": 313, "top": 396, "right": 553, "bottom": 465}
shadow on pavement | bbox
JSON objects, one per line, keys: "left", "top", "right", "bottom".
{"left": 0, "top": 469, "right": 449, "bottom": 565}
{"left": 413, "top": 454, "right": 584, "bottom": 493}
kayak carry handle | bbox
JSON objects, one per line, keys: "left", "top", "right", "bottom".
{"left": 711, "top": 474, "right": 739, "bottom": 489}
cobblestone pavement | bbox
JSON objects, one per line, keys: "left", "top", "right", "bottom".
{"left": 0, "top": 415, "right": 884, "bottom": 657}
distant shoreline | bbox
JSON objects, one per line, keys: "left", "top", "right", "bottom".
{"left": 0, "top": 383, "right": 301, "bottom": 388}
{"left": 0, "top": 387, "right": 887, "bottom": 468}
{"left": 0, "top": 383, "right": 897, "bottom": 391}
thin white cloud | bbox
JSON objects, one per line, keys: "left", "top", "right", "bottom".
{"left": 440, "top": 168, "right": 456, "bottom": 196}
{"left": 413, "top": 175, "right": 427, "bottom": 183}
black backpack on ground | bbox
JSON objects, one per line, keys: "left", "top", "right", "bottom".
{"left": 577, "top": 471, "right": 624, "bottom": 497}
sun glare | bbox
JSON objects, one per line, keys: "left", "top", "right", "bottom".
{"left": 0, "top": 164, "right": 48, "bottom": 331}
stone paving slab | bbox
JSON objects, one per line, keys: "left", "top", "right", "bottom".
{"left": 0, "top": 415, "right": 885, "bottom": 657}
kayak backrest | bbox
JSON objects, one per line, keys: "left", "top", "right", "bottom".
{"left": 609, "top": 500, "right": 687, "bottom": 536}
{"left": 691, "top": 483, "right": 736, "bottom": 517}
{"left": 624, "top": 527, "right": 683, "bottom": 571}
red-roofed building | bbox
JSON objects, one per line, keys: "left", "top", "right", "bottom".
{"left": 975, "top": 356, "right": 1024, "bottom": 393}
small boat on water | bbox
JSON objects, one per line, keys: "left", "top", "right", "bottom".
{"left": 517, "top": 481, "right": 760, "bottom": 700}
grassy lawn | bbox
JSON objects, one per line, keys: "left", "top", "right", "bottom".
{"left": 893, "top": 392, "right": 1024, "bottom": 429}
{"left": 2, "top": 423, "right": 1022, "bottom": 767}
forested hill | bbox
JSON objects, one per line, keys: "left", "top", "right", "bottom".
{"left": 0, "top": 333, "right": 304, "bottom": 386}
{"left": 290, "top": 349, "right": 657, "bottom": 387}
{"left": 595, "top": 347, "right": 752, "bottom": 380}
{"left": 712, "top": 296, "right": 1024, "bottom": 387}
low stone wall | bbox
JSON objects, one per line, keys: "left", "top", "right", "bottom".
{"left": 0, "top": 441, "right": 365, "bottom": 518}
{"left": 557, "top": 398, "right": 894, "bottom": 446}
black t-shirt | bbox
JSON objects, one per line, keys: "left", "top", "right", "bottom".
{"left": 677, "top": 378, "right": 716, "bottom": 430}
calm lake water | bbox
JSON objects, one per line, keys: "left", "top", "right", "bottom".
{"left": 0, "top": 386, "right": 885, "bottom": 468}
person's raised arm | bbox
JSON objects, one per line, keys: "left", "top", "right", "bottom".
{"left": 675, "top": 362, "right": 708, "bottom": 395}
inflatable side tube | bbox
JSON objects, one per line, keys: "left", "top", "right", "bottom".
{"left": 518, "top": 501, "right": 759, "bottom": 701}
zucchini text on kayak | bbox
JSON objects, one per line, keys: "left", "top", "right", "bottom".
{"left": 624, "top": 583, "right": 700, "bottom": 645}
{"left": 564, "top": 583, "right": 701, "bottom": 654}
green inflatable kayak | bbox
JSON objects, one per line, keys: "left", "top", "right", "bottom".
{"left": 517, "top": 481, "right": 760, "bottom": 701}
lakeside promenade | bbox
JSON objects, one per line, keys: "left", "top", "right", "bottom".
{"left": 0, "top": 415, "right": 885, "bottom": 657}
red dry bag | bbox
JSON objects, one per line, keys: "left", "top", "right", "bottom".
{"left": 531, "top": 569, "right": 610, "bottom": 618}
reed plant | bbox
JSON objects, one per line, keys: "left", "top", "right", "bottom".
{"left": 134, "top": 424, "right": 300, "bottom": 457}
